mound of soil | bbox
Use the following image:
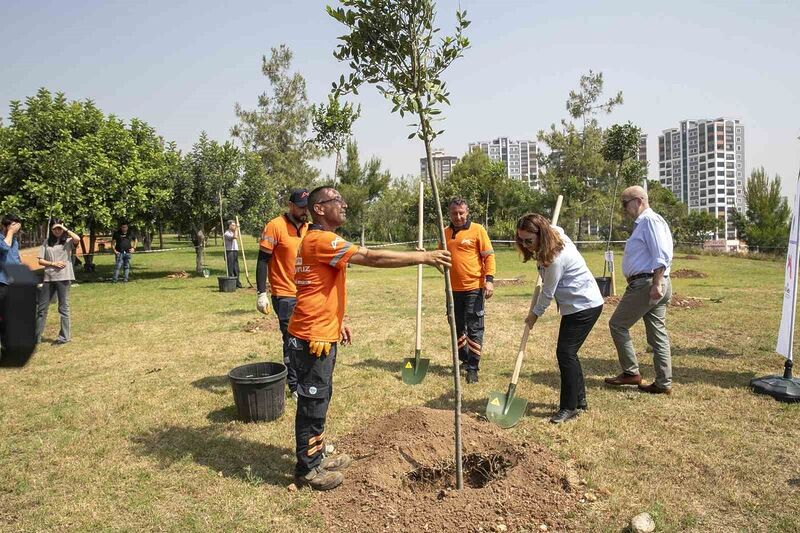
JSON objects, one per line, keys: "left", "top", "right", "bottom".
{"left": 319, "top": 407, "right": 580, "bottom": 532}
{"left": 604, "top": 293, "right": 704, "bottom": 309}
{"left": 493, "top": 277, "right": 527, "bottom": 287}
{"left": 243, "top": 315, "right": 276, "bottom": 332}
{"left": 165, "top": 270, "right": 189, "bottom": 279}
{"left": 670, "top": 269, "right": 707, "bottom": 279}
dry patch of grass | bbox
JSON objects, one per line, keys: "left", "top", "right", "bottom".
{"left": 1, "top": 238, "right": 799, "bottom": 531}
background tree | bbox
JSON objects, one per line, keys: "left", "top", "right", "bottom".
{"left": 538, "top": 71, "right": 625, "bottom": 241}
{"left": 336, "top": 140, "right": 390, "bottom": 245}
{"left": 736, "top": 167, "right": 790, "bottom": 251}
{"left": 232, "top": 45, "right": 319, "bottom": 206}
{"left": 172, "top": 132, "right": 242, "bottom": 273}
{"left": 311, "top": 94, "right": 361, "bottom": 180}
{"left": 328, "top": 0, "right": 471, "bottom": 488}
{"left": 366, "top": 177, "right": 418, "bottom": 243}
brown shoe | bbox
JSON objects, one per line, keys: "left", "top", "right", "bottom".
{"left": 321, "top": 453, "right": 352, "bottom": 472}
{"left": 604, "top": 372, "right": 642, "bottom": 386}
{"left": 638, "top": 382, "right": 672, "bottom": 395}
{"left": 294, "top": 467, "right": 344, "bottom": 491}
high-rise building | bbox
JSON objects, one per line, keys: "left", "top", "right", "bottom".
{"left": 637, "top": 134, "right": 648, "bottom": 164}
{"left": 420, "top": 148, "right": 459, "bottom": 180}
{"left": 658, "top": 118, "right": 745, "bottom": 240}
{"left": 467, "top": 137, "right": 539, "bottom": 188}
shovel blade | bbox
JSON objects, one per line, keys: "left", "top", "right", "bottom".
{"left": 486, "top": 391, "right": 528, "bottom": 429}
{"left": 401, "top": 357, "right": 430, "bottom": 385}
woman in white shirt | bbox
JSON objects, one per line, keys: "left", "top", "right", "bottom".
{"left": 223, "top": 220, "right": 242, "bottom": 288}
{"left": 516, "top": 213, "right": 604, "bottom": 424}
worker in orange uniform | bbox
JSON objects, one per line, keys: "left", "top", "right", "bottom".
{"left": 445, "top": 198, "right": 496, "bottom": 384}
{"left": 288, "top": 186, "right": 451, "bottom": 491}
{"left": 256, "top": 189, "right": 309, "bottom": 398}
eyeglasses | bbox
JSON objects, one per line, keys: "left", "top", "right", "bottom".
{"left": 315, "top": 196, "right": 345, "bottom": 206}
{"left": 519, "top": 231, "right": 539, "bottom": 245}
{"left": 621, "top": 197, "right": 641, "bottom": 208}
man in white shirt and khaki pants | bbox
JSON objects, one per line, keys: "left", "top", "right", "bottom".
{"left": 604, "top": 186, "right": 674, "bottom": 394}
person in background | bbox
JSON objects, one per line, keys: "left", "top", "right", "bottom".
{"left": 444, "top": 198, "right": 495, "bottom": 384}
{"left": 36, "top": 219, "right": 81, "bottom": 345}
{"left": 111, "top": 221, "right": 137, "bottom": 283}
{"left": 516, "top": 213, "right": 604, "bottom": 424}
{"left": 0, "top": 214, "right": 23, "bottom": 353}
{"left": 256, "top": 188, "right": 309, "bottom": 399}
{"left": 223, "top": 220, "right": 242, "bottom": 288}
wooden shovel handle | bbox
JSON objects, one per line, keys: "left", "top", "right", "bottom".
{"left": 510, "top": 195, "right": 563, "bottom": 386}
{"left": 415, "top": 180, "right": 424, "bottom": 351}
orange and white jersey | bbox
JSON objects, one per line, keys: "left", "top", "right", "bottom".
{"left": 444, "top": 221, "right": 496, "bottom": 291}
{"left": 259, "top": 214, "right": 307, "bottom": 297}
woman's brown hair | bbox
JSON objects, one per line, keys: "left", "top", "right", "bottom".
{"left": 515, "top": 213, "right": 564, "bottom": 267}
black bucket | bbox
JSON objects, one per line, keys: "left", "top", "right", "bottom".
{"left": 595, "top": 276, "right": 611, "bottom": 297}
{"left": 218, "top": 276, "right": 238, "bottom": 292}
{"left": 228, "top": 362, "right": 287, "bottom": 422}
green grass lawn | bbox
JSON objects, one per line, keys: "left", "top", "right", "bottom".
{"left": 1, "top": 236, "right": 799, "bottom": 532}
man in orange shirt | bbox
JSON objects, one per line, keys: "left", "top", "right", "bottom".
{"left": 256, "top": 188, "right": 309, "bottom": 397}
{"left": 288, "top": 186, "right": 451, "bottom": 491}
{"left": 445, "top": 198, "right": 496, "bottom": 384}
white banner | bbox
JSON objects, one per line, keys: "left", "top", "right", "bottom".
{"left": 776, "top": 176, "right": 800, "bottom": 360}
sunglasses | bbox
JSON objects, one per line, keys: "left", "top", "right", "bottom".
{"left": 621, "top": 197, "right": 640, "bottom": 208}
{"left": 518, "top": 230, "right": 539, "bottom": 245}
{"left": 315, "top": 196, "right": 345, "bottom": 206}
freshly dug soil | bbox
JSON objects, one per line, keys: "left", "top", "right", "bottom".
{"left": 604, "top": 293, "right": 704, "bottom": 309}
{"left": 670, "top": 269, "right": 707, "bottom": 279}
{"left": 319, "top": 407, "right": 580, "bottom": 532}
{"left": 243, "top": 315, "right": 277, "bottom": 332}
{"left": 494, "top": 277, "right": 527, "bottom": 287}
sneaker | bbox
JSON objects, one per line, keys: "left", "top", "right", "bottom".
{"left": 550, "top": 409, "right": 578, "bottom": 424}
{"left": 294, "top": 467, "right": 343, "bottom": 491}
{"left": 466, "top": 369, "right": 479, "bottom": 384}
{"left": 321, "top": 453, "right": 352, "bottom": 471}
{"left": 52, "top": 338, "right": 69, "bottom": 346}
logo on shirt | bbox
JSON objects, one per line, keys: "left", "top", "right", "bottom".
{"left": 331, "top": 237, "right": 342, "bottom": 250}
{"left": 461, "top": 239, "right": 474, "bottom": 246}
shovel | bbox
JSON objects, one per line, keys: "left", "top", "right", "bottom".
{"left": 487, "top": 195, "right": 563, "bottom": 428}
{"left": 402, "top": 180, "right": 430, "bottom": 385}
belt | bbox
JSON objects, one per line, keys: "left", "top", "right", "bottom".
{"left": 626, "top": 272, "right": 669, "bottom": 283}
{"left": 626, "top": 272, "right": 654, "bottom": 283}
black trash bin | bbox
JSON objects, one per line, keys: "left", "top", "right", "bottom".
{"left": 228, "top": 362, "right": 287, "bottom": 422}
{"left": 218, "top": 276, "right": 238, "bottom": 292}
{"left": 595, "top": 276, "right": 612, "bottom": 297}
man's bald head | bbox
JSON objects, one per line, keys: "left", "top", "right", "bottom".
{"left": 621, "top": 185, "right": 650, "bottom": 218}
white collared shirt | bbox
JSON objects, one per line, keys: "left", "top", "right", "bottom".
{"left": 621, "top": 208, "right": 673, "bottom": 278}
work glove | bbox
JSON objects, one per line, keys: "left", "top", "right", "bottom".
{"left": 309, "top": 340, "right": 332, "bottom": 357}
{"left": 256, "top": 292, "right": 270, "bottom": 315}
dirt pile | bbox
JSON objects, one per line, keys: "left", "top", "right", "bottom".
{"left": 670, "top": 269, "right": 707, "bottom": 279}
{"left": 604, "top": 293, "right": 704, "bottom": 309}
{"left": 494, "top": 277, "right": 527, "bottom": 287}
{"left": 319, "top": 407, "right": 579, "bottom": 532}
{"left": 243, "top": 315, "right": 277, "bottom": 332}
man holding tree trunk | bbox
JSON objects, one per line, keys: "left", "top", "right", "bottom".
{"left": 288, "top": 186, "right": 451, "bottom": 491}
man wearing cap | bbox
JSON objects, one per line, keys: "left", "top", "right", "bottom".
{"left": 444, "top": 198, "right": 495, "bottom": 385}
{"left": 288, "top": 186, "right": 451, "bottom": 491}
{"left": 604, "top": 185, "right": 674, "bottom": 395}
{"left": 256, "top": 188, "right": 310, "bottom": 398}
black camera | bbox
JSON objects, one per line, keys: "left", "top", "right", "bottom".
{"left": 0, "top": 263, "right": 39, "bottom": 367}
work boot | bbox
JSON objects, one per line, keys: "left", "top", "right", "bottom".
{"left": 466, "top": 369, "right": 479, "bottom": 384}
{"left": 321, "top": 453, "right": 352, "bottom": 471}
{"left": 294, "top": 467, "right": 343, "bottom": 491}
{"left": 550, "top": 409, "right": 578, "bottom": 424}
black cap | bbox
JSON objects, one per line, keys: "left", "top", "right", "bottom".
{"left": 289, "top": 188, "right": 309, "bottom": 207}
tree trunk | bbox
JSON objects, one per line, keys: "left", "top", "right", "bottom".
{"left": 158, "top": 226, "right": 164, "bottom": 250}
{"left": 143, "top": 230, "right": 152, "bottom": 252}
{"left": 421, "top": 114, "right": 463, "bottom": 490}
{"left": 360, "top": 223, "right": 366, "bottom": 247}
{"left": 334, "top": 150, "right": 341, "bottom": 184}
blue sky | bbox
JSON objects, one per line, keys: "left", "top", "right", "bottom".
{"left": 2, "top": 0, "right": 799, "bottom": 197}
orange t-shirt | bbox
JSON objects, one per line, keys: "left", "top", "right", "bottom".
{"left": 259, "top": 214, "right": 307, "bottom": 298}
{"left": 444, "top": 221, "right": 496, "bottom": 291}
{"left": 287, "top": 227, "right": 358, "bottom": 342}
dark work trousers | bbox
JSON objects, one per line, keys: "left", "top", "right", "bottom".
{"left": 555, "top": 304, "right": 603, "bottom": 410}
{"left": 272, "top": 295, "right": 298, "bottom": 392}
{"left": 289, "top": 336, "right": 337, "bottom": 476}
{"left": 454, "top": 288, "right": 485, "bottom": 372}
{"left": 225, "top": 250, "right": 240, "bottom": 284}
